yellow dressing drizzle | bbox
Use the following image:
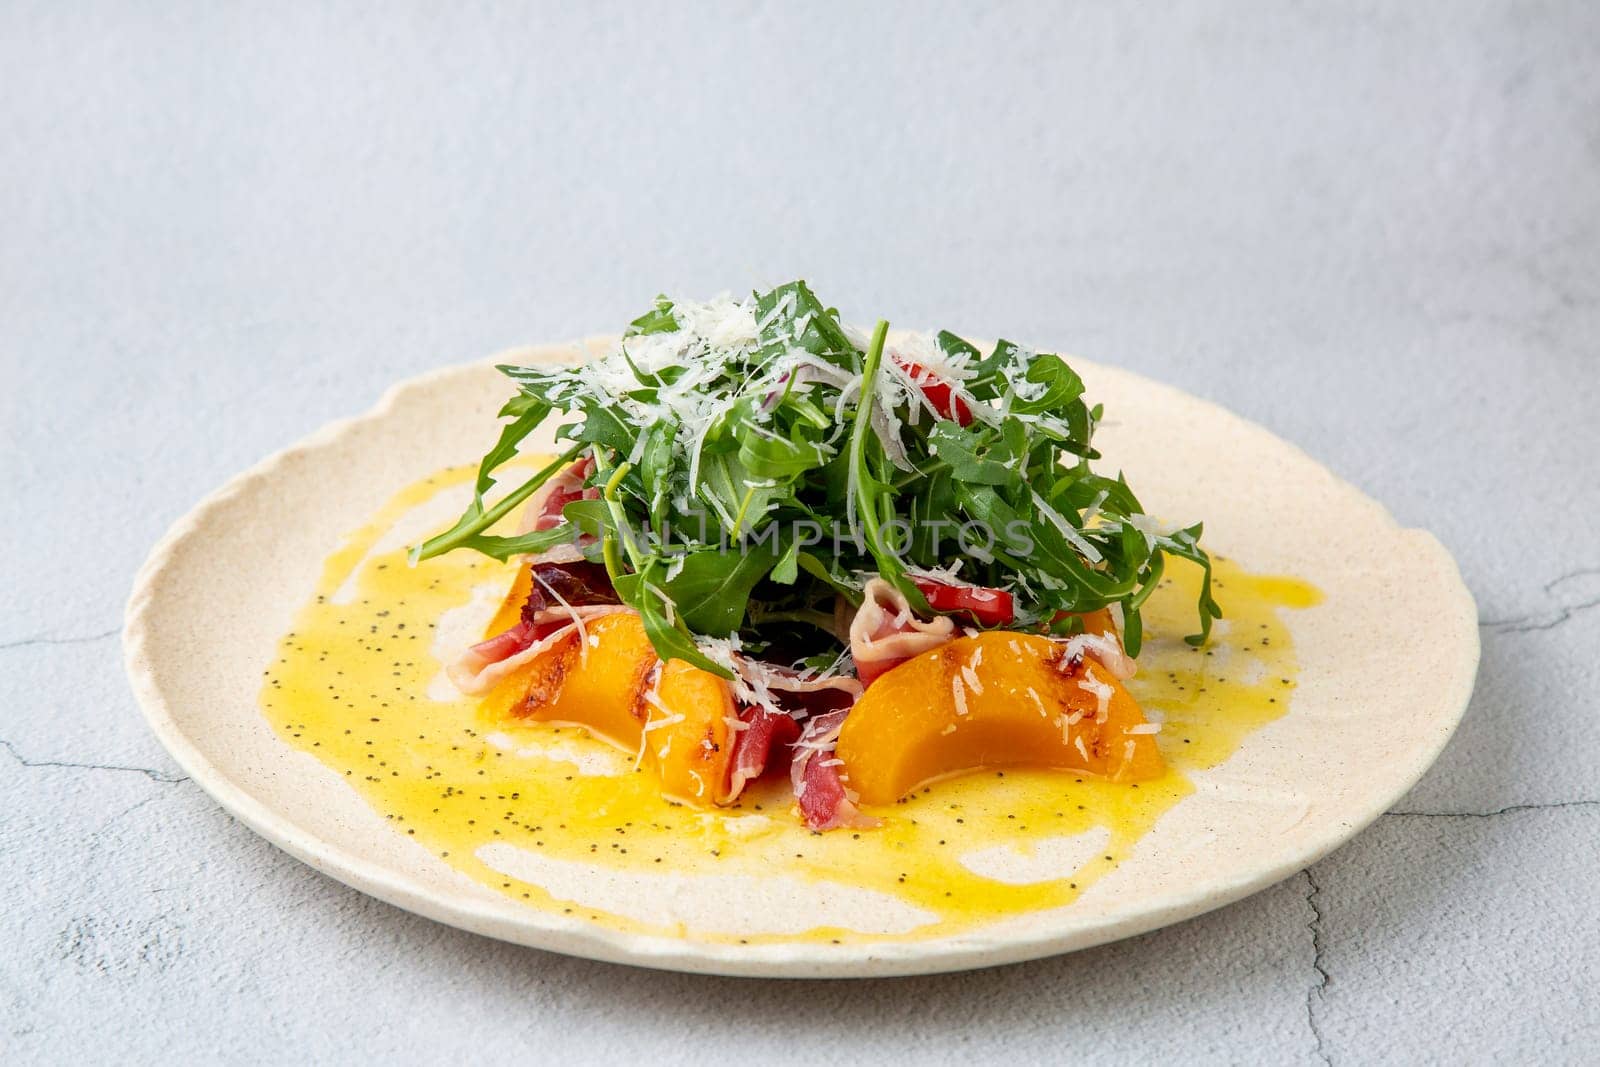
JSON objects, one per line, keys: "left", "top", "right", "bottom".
{"left": 261, "top": 463, "right": 1320, "bottom": 944}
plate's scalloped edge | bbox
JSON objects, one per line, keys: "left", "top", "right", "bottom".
{"left": 123, "top": 341, "right": 1481, "bottom": 979}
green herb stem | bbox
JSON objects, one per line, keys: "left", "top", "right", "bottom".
{"left": 411, "top": 443, "right": 583, "bottom": 564}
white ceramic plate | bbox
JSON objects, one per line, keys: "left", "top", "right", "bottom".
{"left": 125, "top": 341, "right": 1478, "bottom": 977}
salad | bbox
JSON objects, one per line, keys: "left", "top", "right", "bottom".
{"left": 415, "top": 281, "right": 1219, "bottom": 830}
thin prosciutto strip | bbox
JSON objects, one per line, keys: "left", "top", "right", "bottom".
{"left": 523, "top": 560, "right": 618, "bottom": 638}
{"left": 453, "top": 619, "right": 537, "bottom": 684}
{"left": 523, "top": 456, "right": 597, "bottom": 532}
{"left": 726, "top": 706, "right": 801, "bottom": 802}
{"left": 790, "top": 709, "right": 877, "bottom": 831}
{"left": 721, "top": 661, "right": 862, "bottom": 802}
{"left": 446, "top": 605, "right": 632, "bottom": 695}
{"left": 752, "top": 662, "right": 862, "bottom": 711}
{"left": 516, "top": 456, "right": 600, "bottom": 563}
{"left": 848, "top": 578, "right": 956, "bottom": 687}
{"left": 448, "top": 548, "right": 624, "bottom": 696}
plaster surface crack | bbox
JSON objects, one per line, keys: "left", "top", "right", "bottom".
{"left": 0, "top": 627, "right": 118, "bottom": 652}
{"left": 0, "top": 738, "right": 188, "bottom": 785}
{"left": 1386, "top": 799, "right": 1599, "bottom": 819}
{"left": 1480, "top": 566, "right": 1600, "bottom": 634}
{"left": 1303, "top": 868, "right": 1331, "bottom": 1066}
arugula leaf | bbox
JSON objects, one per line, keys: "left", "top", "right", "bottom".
{"left": 625, "top": 295, "right": 678, "bottom": 336}
{"left": 928, "top": 420, "right": 1014, "bottom": 485}
{"left": 771, "top": 538, "right": 801, "bottom": 585}
{"left": 1011, "top": 352, "right": 1085, "bottom": 414}
{"left": 935, "top": 330, "right": 980, "bottom": 361}
{"left": 451, "top": 525, "right": 579, "bottom": 563}
{"left": 613, "top": 563, "right": 731, "bottom": 677}
{"left": 656, "top": 544, "right": 780, "bottom": 635}
{"left": 754, "top": 281, "right": 859, "bottom": 371}
{"left": 572, "top": 403, "right": 635, "bottom": 454}
{"left": 735, "top": 413, "right": 833, "bottom": 481}
{"left": 637, "top": 420, "right": 676, "bottom": 529}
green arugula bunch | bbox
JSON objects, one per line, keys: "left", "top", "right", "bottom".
{"left": 414, "top": 281, "right": 1219, "bottom": 678}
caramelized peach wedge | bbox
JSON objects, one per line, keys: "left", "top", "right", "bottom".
{"left": 480, "top": 611, "right": 737, "bottom": 805}
{"left": 835, "top": 632, "right": 1164, "bottom": 806}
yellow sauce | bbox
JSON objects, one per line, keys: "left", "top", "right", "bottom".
{"left": 262, "top": 464, "right": 1319, "bottom": 943}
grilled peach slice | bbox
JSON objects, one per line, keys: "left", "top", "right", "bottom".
{"left": 481, "top": 612, "right": 657, "bottom": 749}
{"left": 481, "top": 611, "right": 736, "bottom": 805}
{"left": 647, "top": 659, "right": 737, "bottom": 805}
{"left": 835, "top": 631, "right": 1163, "bottom": 805}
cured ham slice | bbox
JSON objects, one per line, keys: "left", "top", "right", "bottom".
{"left": 516, "top": 456, "right": 600, "bottom": 563}
{"left": 725, "top": 706, "right": 802, "bottom": 802}
{"left": 447, "top": 555, "right": 624, "bottom": 696}
{"left": 450, "top": 619, "right": 554, "bottom": 696}
{"left": 521, "top": 560, "right": 618, "bottom": 637}
{"left": 448, "top": 604, "right": 631, "bottom": 696}
{"left": 849, "top": 578, "right": 956, "bottom": 687}
{"left": 748, "top": 662, "right": 862, "bottom": 713}
{"left": 449, "top": 620, "right": 537, "bottom": 692}
{"left": 720, "top": 660, "right": 861, "bottom": 802}
{"left": 790, "top": 709, "right": 877, "bottom": 831}
{"left": 521, "top": 456, "right": 597, "bottom": 532}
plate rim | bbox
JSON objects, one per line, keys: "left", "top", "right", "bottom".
{"left": 124, "top": 345, "right": 1480, "bottom": 978}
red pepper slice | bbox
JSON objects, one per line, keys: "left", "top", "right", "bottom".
{"left": 896, "top": 359, "right": 974, "bottom": 426}
{"left": 911, "top": 578, "right": 1014, "bottom": 626}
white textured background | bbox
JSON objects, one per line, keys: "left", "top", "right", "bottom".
{"left": 3, "top": 2, "right": 1598, "bottom": 1063}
